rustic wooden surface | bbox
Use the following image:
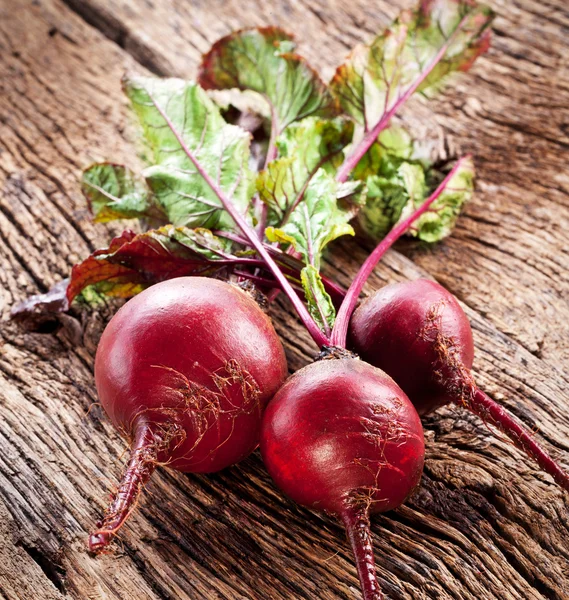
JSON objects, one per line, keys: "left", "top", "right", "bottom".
{"left": 0, "top": 0, "right": 568, "bottom": 598}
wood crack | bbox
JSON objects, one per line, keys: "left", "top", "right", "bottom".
{"left": 59, "top": 0, "right": 170, "bottom": 76}
{"left": 15, "top": 541, "right": 67, "bottom": 596}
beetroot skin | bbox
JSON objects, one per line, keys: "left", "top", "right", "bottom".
{"left": 90, "top": 277, "right": 287, "bottom": 552}
{"left": 350, "top": 279, "right": 474, "bottom": 415}
{"left": 261, "top": 358, "right": 424, "bottom": 600}
{"left": 350, "top": 278, "right": 569, "bottom": 491}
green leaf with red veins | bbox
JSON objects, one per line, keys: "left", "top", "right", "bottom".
{"left": 257, "top": 117, "right": 354, "bottom": 225}
{"left": 82, "top": 163, "right": 167, "bottom": 224}
{"left": 359, "top": 156, "right": 474, "bottom": 242}
{"left": 353, "top": 125, "right": 475, "bottom": 242}
{"left": 265, "top": 169, "right": 364, "bottom": 333}
{"left": 198, "top": 27, "right": 337, "bottom": 138}
{"left": 266, "top": 169, "right": 364, "bottom": 336}
{"left": 123, "top": 75, "right": 255, "bottom": 231}
{"left": 353, "top": 127, "right": 416, "bottom": 181}
{"left": 399, "top": 155, "right": 475, "bottom": 242}
{"left": 266, "top": 169, "right": 359, "bottom": 270}
{"left": 359, "top": 162, "right": 428, "bottom": 240}
{"left": 330, "top": 0, "right": 494, "bottom": 131}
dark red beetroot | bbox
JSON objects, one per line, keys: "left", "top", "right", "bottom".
{"left": 90, "top": 276, "right": 287, "bottom": 552}
{"left": 261, "top": 358, "right": 424, "bottom": 600}
{"left": 349, "top": 278, "right": 569, "bottom": 490}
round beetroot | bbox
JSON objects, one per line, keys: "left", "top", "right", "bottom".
{"left": 350, "top": 278, "right": 474, "bottom": 415}
{"left": 261, "top": 358, "right": 424, "bottom": 600}
{"left": 90, "top": 277, "right": 287, "bottom": 552}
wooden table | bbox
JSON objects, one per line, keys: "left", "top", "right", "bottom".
{"left": 1, "top": 0, "right": 568, "bottom": 598}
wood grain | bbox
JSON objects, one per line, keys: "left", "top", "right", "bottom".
{"left": 0, "top": 0, "right": 568, "bottom": 598}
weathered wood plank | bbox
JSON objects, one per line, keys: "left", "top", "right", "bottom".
{"left": 0, "top": 0, "right": 567, "bottom": 599}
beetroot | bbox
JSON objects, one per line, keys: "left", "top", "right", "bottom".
{"left": 349, "top": 278, "right": 569, "bottom": 491}
{"left": 261, "top": 358, "right": 424, "bottom": 600}
{"left": 89, "top": 277, "right": 287, "bottom": 552}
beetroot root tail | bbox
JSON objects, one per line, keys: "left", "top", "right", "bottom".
{"left": 89, "top": 424, "right": 160, "bottom": 554}
{"left": 341, "top": 507, "right": 384, "bottom": 600}
{"left": 464, "top": 388, "right": 569, "bottom": 492}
